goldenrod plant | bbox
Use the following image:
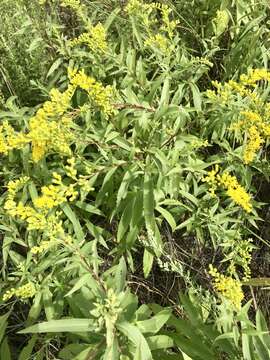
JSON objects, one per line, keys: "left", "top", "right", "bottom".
{"left": 1, "top": 0, "right": 270, "bottom": 359}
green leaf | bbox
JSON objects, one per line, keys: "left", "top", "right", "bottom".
{"left": 253, "top": 336, "right": 270, "bottom": 360}
{"left": 65, "top": 273, "right": 93, "bottom": 297}
{"left": 0, "top": 338, "right": 11, "bottom": 360}
{"left": 19, "top": 319, "right": 95, "bottom": 334}
{"left": 243, "top": 278, "right": 270, "bottom": 286}
{"left": 143, "top": 249, "right": 154, "bottom": 278}
{"left": 117, "top": 198, "right": 135, "bottom": 242}
{"left": 189, "top": 83, "right": 202, "bottom": 111}
{"left": 103, "top": 336, "right": 120, "bottom": 360}
{"left": 46, "top": 58, "right": 62, "bottom": 78}
{"left": 117, "top": 322, "right": 152, "bottom": 360}
{"left": 0, "top": 312, "right": 9, "bottom": 344}
{"left": 104, "top": 8, "right": 121, "bottom": 30}
{"left": 114, "top": 257, "right": 127, "bottom": 293}
{"left": 131, "top": 17, "right": 143, "bottom": 48}
{"left": 136, "top": 309, "right": 172, "bottom": 334}
{"left": 18, "top": 335, "right": 38, "bottom": 360}
{"left": 156, "top": 206, "right": 176, "bottom": 232}
{"left": 61, "top": 203, "right": 84, "bottom": 242}
{"left": 85, "top": 220, "right": 108, "bottom": 249}
{"left": 256, "top": 310, "right": 270, "bottom": 349}
{"left": 75, "top": 201, "right": 104, "bottom": 216}
{"left": 242, "top": 334, "right": 253, "bottom": 360}
{"left": 42, "top": 288, "right": 55, "bottom": 321}
{"left": 26, "top": 292, "right": 42, "bottom": 325}
{"left": 143, "top": 171, "right": 155, "bottom": 235}
{"left": 59, "top": 344, "right": 91, "bottom": 360}
{"left": 117, "top": 166, "right": 137, "bottom": 207}
{"left": 147, "top": 335, "right": 174, "bottom": 350}
{"left": 159, "top": 77, "right": 170, "bottom": 108}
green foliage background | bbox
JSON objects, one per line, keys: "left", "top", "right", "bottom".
{"left": 0, "top": 0, "right": 270, "bottom": 359}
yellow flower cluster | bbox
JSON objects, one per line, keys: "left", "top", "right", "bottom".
{"left": 238, "top": 240, "right": 253, "bottom": 281}
{"left": 202, "top": 164, "right": 219, "bottom": 197}
{"left": 213, "top": 10, "right": 229, "bottom": 37}
{"left": 231, "top": 110, "right": 270, "bottom": 164}
{"left": 219, "top": 172, "right": 252, "bottom": 213}
{"left": 126, "top": 1, "right": 178, "bottom": 52}
{"left": 6, "top": 177, "right": 29, "bottom": 198}
{"left": 61, "top": 0, "right": 81, "bottom": 10}
{"left": 240, "top": 68, "right": 270, "bottom": 87}
{"left": 125, "top": 0, "right": 142, "bottom": 14}
{"left": 69, "top": 68, "right": 114, "bottom": 116}
{"left": 0, "top": 121, "right": 29, "bottom": 154}
{"left": 206, "top": 69, "right": 270, "bottom": 106}
{"left": 69, "top": 23, "right": 108, "bottom": 53}
{"left": 0, "top": 68, "right": 114, "bottom": 162}
{"left": 31, "top": 240, "right": 53, "bottom": 255}
{"left": 0, "top": 86, "right": 75, "bottom": 162}
{"left": 65, "top": 157, "right": 77, "bottom": 179}
{"left": 203, "top": 166, "right": 252, "bottom": 212}
{"left": 4, "top": 172, "right": 77, "bottom": 236}
{"left": 3, "top": 282, "right": 36, "bottom": 301}
{"left": 227, "top": 239, "right": 253, "bottom": 281}
{"left": 144, "top": 34, "right": 170, "bottom": 52}
{"left": 34, "top": 173, "right": 78, "bottom": 211}
{"left": 5, "top": 201, "right": 47, "bottom": 230}
{"left": 28, "top": 86, "right": 75, "bottom": 162}
{"left": 243, "top": 125, "right": 264, "bottom": 164}
{"left": 209, "top": 265, "right": 244, "bottom": 310}
{"left": 207, "top": 69, "right": 270, "bottom": 164}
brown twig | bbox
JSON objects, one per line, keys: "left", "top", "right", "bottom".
{"left": 113, "top": 103, "right": 156, "bottom": 112}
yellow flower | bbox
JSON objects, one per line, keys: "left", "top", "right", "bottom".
{"left": 218, "top": 172, "right": 252, "bottom": 213}
{"left": 209, "top": 265, "right": 244, "bottom": 310}
{"left": 3, "top": 282, "right": 36, "bottom": 301}
{"left": 240, "top": 68, "right": 270, "bottom": 87}
{"left": 69, "top": 23, "right": 108, "bottom": 53}
{"left": 243, "top": 126, "right": 264, "bottom": 164}
{"left": 126, "top": 0, "right": 142, "bottom": 14}
{"left": 202, "top": 164, "right": 219, "bottom": 197}
{"left": 0, "top": 122, "right": 29, "bottom": 155}
{"left": 145, "top": 34, "right": 170, "bottom": 52}
{"left": 203, "top": 168, "right": 252, "bottom": 212}
{"left": 31, "top": 240, "right": 54, "bottom": 255}
{"left": 69, "top": 68, "right": 114, "bottom": 116}
{"left": 28, "top": 85, "right": 75, "bottom": 162}
{"left": 61, "top": 0, "right": 81, "bottom": 10}
{"left": 230, "top": 111, "right": 269, "bottom": 164}
{"left": 65, "top": 157, "right": 77, "bottom": 179}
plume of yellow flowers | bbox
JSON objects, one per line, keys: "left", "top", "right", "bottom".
{"left": 126, "top": 1, "right": 179, "bottom": 53}
{"left": 213, "top": 10, "right": 229, "bottom": 37}
{"left": 144, "top": 34, "right": 170, "bottom": 52}
{"left": 227, "top": 239, "right": 253, "bottom": 282}
{"left": 0, "top": 121, "right": 29, "bottom": 154}
{"left": 203, "top": 166, "right": 252, "bottom": 213}
{"left": 4, "top": 171, "right": 77, "bottom": 237}
{"left": 0, "top": 86, "right": 75, "bottom": 162}
{"left": 209, "top": 265, "right": 244, "bottom": 310}
{"left": 29, "top": 85, "right": 76, "bottom": 162}
{"left": 69, "top": 23, "right": 108, "bottom": 53}
{"left": 207, "top": 68, "right": 270, "bottom": 105}
{"left": 0, "top": 68, "right": 114, "bottom": 162}
{"left": 219, "top": 172, "right": 252, "bottom": 213}
{"left": 3, "top": 156, "right": 92, "bottom": 256}
{"left": 3, "top": 282, "right": 36, "bottom": 301}
{"left": 61, "top": 0, "right": 81, "bottom": 11}
{"left": 207, "top": 69, "right": 270, "bottom": 164}
{"left": 68, "top": 68, "right": 114, "bottom": 116}
{"left": 231, "top": 110, "right": 270, "bottom": 164}
{"left": 33, "top": 172, "right": 78, "bottom": 211}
